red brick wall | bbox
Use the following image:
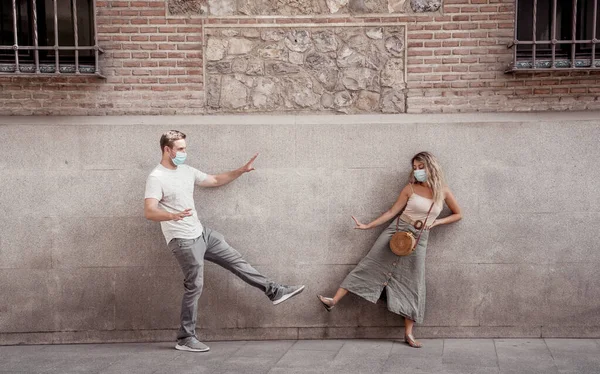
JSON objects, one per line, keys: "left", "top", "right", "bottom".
{"left": 1, "top": 0, "right": 599, "bottom": 115}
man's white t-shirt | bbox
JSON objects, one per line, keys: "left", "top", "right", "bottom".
{"left": 144, "top": 164, "right": 208, "bottom": 244}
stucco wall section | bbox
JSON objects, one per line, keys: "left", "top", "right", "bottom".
{"left": 1, "top": 112, "right": 600, "bottom": 344}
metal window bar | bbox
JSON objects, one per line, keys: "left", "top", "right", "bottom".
{"left": 552, "top": 0, "right": 557, "bottom": 67}
{"left": 11, "top": 0, "right": 19, "bottom": 73}
{"left": 593, "top": 0, "right": 598, "bottom": 68}
{"left": 32, "top": 0, "right": 39, "bottom": 73}
{"left": 533, "top": 0, "right": 537, "bottom": 69}
{"left": 508, "top": 0, "right": 600, "bottom": 71}
{"left": 571, "top": 0, "right": 577, "bottom": 67}
{"left": 0, "top": 0, "right": 103, "bottom": 77}
{"left": 92, "top": 0, "right": 99, "bottom": 75}
{"left": 53, "top": 0, "right": 59, "bottom": 73}
{"left": 72, "top": 0, "right": 78, "bottom": 74}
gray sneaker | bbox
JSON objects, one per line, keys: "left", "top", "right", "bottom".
{"left": 271, "top": 284, "right": 305, "bottom": 305}
{"left": 175, "top": 337, "right": 210, "bottom": 352}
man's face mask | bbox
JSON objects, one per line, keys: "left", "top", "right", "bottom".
{"left": 170, "top": 148, "right": 187, "bottom": 166}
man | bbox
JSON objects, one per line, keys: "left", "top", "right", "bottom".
{"left": 144, "top": 130, "right": 305, "bottom": 352}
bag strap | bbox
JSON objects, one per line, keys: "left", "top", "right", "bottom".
{"left": 413, "top": 202, "right": 435, "bottom": 249}
{"left": 395, "top": 184, "right": 415, "bottom": 232}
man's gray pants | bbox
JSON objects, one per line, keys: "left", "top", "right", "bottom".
{"left": 168, "top": 227, "right": 278, "bottom": 341}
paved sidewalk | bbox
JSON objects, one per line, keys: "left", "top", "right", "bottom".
{"left": 1, "top": 339, "right": 599, "bottom": 374}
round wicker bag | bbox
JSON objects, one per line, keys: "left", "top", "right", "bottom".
{"left": 389, "top": 231, "right": 416, "bottom": 256}
{"left": 389, "top": 202, "right": 434, "bottom": 257}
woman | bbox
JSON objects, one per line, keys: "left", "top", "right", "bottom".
{"left": 318, "top": 152, "right": 462, "bottom": 348}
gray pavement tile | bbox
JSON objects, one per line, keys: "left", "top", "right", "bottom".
{"left": 37, "top": 343, "right": 145, "bottom": 374}
{"left": 217, "top": 370, "right": 270, "bottom": 374}
{"left": 499, "top": 369, "right": 556, "bottom": 374}
{"left": 330, "top": 340, "right": 393, "bottom": 372}
{"left": 382, "top": 340, "right": 445, "bottom": 374}
{"left": 152, "top": 363, "right": 214, "bottom": 374}
{"left": 0, "top": 345, "right": 67, "bottom": 373}
{"left": 151, "top": 342, "right": 245, "bottom": 374}
{"left": 440, "top": 365, "right": 500, "bottom": 374}
{"left": 333, "top": 339, "right": 394, "bottom": 356}
{"left": 42, "top": 356, "right": 119, "bottom": 374}
{"left": 389, "top": 339, "right": 444, "bottom": 357}
{"left": 268, "top": 369, "right": 330, "bottom": 374}
{"left": 229, "top": 340, "right": 295, "bottom": 358}
{"left": 97, "top": 349, "right": 182, "bottom": 374}
{"left": 214, "top": 342, "right": 296, "bottom": 374}
{"left": 273, "top": 349, "right": 337, "bottom": 369}
{"left": 104, "top": 342, "right": 177, "bottom": 353}
{"left": 495, "top": 339, "right": 558, "bottom": 374}
{"left": 545, "top": 339, "right": 600, "bottom": 355}
{"left": 211, "top": 355, "right": 276, "bottom": 374}
{"left": 442, "top": 339, "right": 498, "bottom": 368}
{"left": 545, "top": 339, "right": 600, "bottom": 374}
{"left": 290, "top": 339, "right": 346, "bottom": 351}
{"left": 39, "top": 344, "right": 122, "bottom": 354}
{"left": 271, "top": 369, "right": 384, "bottom": 374}
{"left": 204, "top": 341, "right": 247, "bottom": 349}
{"left": 333, "top": 368, "right": 387, "bottom": 374}
{"left": 383, "top": 357, "right": 444, "bottom": 374}
{"left": 0, "top": 344, "right": 50, "bottom": 351}
{"left": 0, "top": 344, "right": 50, "bottom": 359}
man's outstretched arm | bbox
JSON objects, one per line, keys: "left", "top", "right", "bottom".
{"left": 144, "top": 198, "right": 192, "bottom": 221}
{"left": 199, "top": 153, "right": 258, "bottom": 188}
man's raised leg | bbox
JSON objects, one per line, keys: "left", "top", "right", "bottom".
{"left": 202, "top": 228, "right": 305, "bottom": 304}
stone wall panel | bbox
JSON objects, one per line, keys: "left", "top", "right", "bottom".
{"left": 169, "top": 0, "right": 439, "bottom": 15}
{"left": 204, "top": 26, "right": 406, "bottom": 114}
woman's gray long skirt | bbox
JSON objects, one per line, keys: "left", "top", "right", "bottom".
{"left": 340, "top": 219, "right": 429, "bottom": 323}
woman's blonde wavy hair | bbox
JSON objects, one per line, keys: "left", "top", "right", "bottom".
{"left": 409, "top": 151, "right": 446, "bottom": 205}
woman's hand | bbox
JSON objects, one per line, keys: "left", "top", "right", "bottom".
{"left": 426, "top": 220, "right": 439, "bottom": 230}
{"left": 351, "top": 216, "right": 370, "bottom": 230}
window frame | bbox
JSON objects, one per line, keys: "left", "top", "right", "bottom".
{"left": 507, "top": 0, "right": 600, "bottom": 72}
{"left": 0, "top": 0, "right": 103, "bottom": 77}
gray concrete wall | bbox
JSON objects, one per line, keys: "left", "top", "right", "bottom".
{"left": 1, "top": 112, "right": 599, "bottom": 345}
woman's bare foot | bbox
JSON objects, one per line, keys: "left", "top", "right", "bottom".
{"left": 317, "top": 295, "right": 335, "bottom": 312}
{"left": 404, "top": 334, "right": 423, "bottom": 348}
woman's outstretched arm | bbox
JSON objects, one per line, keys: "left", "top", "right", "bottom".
{"left": 352, "top": 184, "right": 412, "bottom": 230}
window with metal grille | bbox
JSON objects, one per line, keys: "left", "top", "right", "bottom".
{"left": 508, "top": 0, "right": 600, "bottom": 71}
{"left": 0, "top": 0, "right": 102, "bottom": 76}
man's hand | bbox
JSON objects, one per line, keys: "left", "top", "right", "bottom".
{"left": 199, "top": 153, "right": 260, "bottom": 188}
{"left": 171, "top": 208, "right": 193, "bottom": 221}
{"left": 241, "top": 153, "right": 259, "bottom": 173}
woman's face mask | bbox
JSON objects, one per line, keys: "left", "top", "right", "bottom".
{"left": 413, "top": 169, "right": 427, "bottom": 182}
